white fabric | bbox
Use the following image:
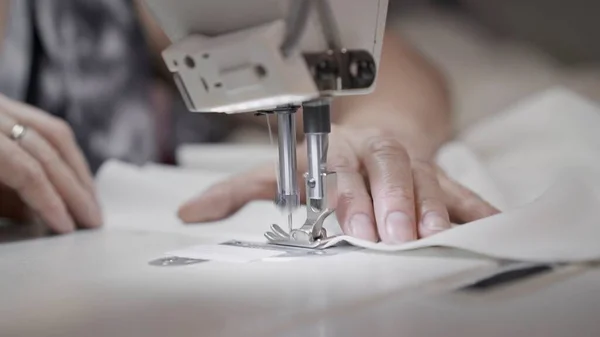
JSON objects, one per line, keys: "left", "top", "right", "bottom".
{"left": 165, "top": 243, "right": 283, "bottom": 263}
{"left": 97, "top": 87, "right": 600, "bottom": 263}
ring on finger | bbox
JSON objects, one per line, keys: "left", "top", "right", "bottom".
{"left": 10, "top": 124, "right": 27, "bottom": 141}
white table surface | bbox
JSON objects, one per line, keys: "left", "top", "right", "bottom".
{"left": 282, "top": 264, "right": 600, "bottom": 337}
{"left": 3, "top": 226, "right": 599, "bottom": 337}
{"left": 0, "top": 227, "right": 497, "bottom": 337}
{"left": 4, "top": 87, "right": 600, "bottom": 337}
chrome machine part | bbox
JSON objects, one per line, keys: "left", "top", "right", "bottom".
{"left": 306, "top": 133, "right": 328, "bottom": 199}
{"left": 275, "top": 108, "right": 300, "bottom": 215}
{"left": 142, "top": 0, "right": 389, "bottom": 249}
{"left": 146, "top": 0, "right": 387, "bottom": 113}
{"left": 264, "top": 171, "right": 338, "bottom": 249}
{"left": 264, "top": 99, "right": 338, "bottom": 248}
{"left": 303, "top": 99, "right": 331, "bottom": 201}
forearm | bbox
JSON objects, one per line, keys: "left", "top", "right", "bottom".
{"left": 332, "top": 30, "right": 452, "bottom": 160}
{"left": 134, "top": 0, "right": 172, "bottom": 79}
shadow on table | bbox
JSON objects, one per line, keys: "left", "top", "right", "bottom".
{"left": 0, "top": 219, "right": 51, "bottom": 244}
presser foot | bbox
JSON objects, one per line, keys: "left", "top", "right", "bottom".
{"left": 264, "top": 224, "right": 336, "bottom": 249}
{"left": 265, "top": 172, "right": 338, "bottom": 249}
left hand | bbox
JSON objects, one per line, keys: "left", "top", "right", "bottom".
{"left": 178, "top": 125, "right": 499, "bottom": 244}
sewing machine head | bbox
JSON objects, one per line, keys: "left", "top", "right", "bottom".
{"left": 142, "top": 0, "right": 389, "bottom": 248}
{"left": 142, "top": 0, "right": 387, "bottom": 113}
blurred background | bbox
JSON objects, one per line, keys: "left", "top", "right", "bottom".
{"left": 1, "top": 0, "right": 599, "bottom": 166}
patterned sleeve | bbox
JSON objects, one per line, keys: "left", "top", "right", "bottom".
{"left": 1, "top": 0, "right": 232, "bottom": 172}
{"left": 29, "top": 0, "right": 160, "bottom": 171}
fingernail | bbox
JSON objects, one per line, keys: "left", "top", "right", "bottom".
{"left": 79, "top": 192, "right": 103, "bottom": 228}
{"left": 348, "top": 213, "right": 376, "bottom": 241}
{"left": 422, "top": 212, "right": 448, "bottom": 232}
{"left": 178, "top": 195, "right": 215, "bottom": 223}
{"left": 179, "top": 198, "right": 197, "bottom": 213}
{"left": 385, "top": 212, "right": 416, "bottom": 244}
{"left": 88, "top": 202, "right": 103, "bottom": 228}
{"left": 51, "top": 213, "right": 76, "bottom": 234}
{"left": 180, "top": 192, "right": 209, "bottom": 209}
{"left": 177, "top": 203, "right": 197, "bottom": 222}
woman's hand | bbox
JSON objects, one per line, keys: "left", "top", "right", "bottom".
{"left": 178, "top": 125, "right": 498, "bottom": 244}
{"left": 0, "top": 94, "right": 102, "bottom": 233}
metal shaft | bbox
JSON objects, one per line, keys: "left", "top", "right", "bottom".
{"left": 276, "top": 110, "right": 300, "bottom": 213}
{"left": 303, "top": 100, "right": 332, "bottom": 201}
{"left": 306, "top": 133, "right": 328, "bottom": 199}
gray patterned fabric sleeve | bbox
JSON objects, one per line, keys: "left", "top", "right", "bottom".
{"left": 0, "top": 0, "right": 231, "bottom": 172}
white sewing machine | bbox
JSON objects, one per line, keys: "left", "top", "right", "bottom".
{"left": 142, "top": 0, "right": 389, "bottom": 248}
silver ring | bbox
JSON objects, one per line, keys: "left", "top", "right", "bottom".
{"left": 10, "top": 124, "right": 27, "bottom": 141}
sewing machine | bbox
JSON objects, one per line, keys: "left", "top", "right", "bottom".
{"left": 142, "top": 0, "right": 389, "bottom": 248}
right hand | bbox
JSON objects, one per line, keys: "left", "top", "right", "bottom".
{"left": 0, "top": 94, "right": 102, "bottom": 234}
{"left": 179, "top": 125, "right": 499, "bottom": 243}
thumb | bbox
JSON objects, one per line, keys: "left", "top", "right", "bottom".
{"left": 177, "top": 164, "right": 278, "bottom": 223}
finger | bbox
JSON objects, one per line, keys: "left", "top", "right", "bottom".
{"left": 437, "top": 170, "right": 500, "bottom": 224}
{"left": 361, "top": 135, "right": 417, "bottom": 244}
{"left": 0, "top": 114, "right": 101, "bottom": 228}
{"left": 329, "top": 153, "right": 378, "bottom": 241}
{"left": 20, "top": 130, "right": 102, "bottom": 228}
{"left": 0, "top": 135, "right": 75, "bottom": 233}
{"left": 412, "top": 161, "right": 451, "bottom": 238}
{"left": 0, "top": 95, "right": 95, "bottom": 194}
{"left": 178, "top": 164, "right": 277, "bottom": 223}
